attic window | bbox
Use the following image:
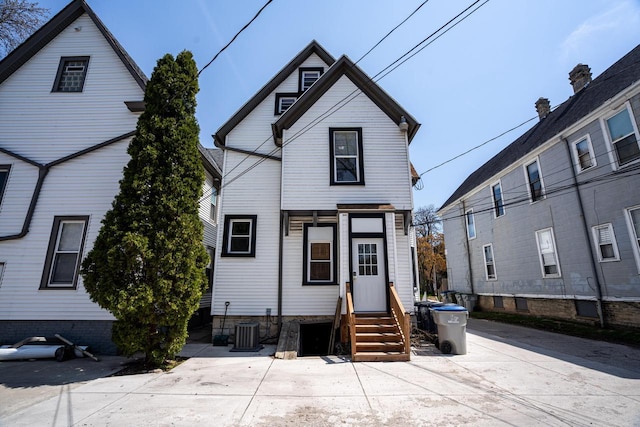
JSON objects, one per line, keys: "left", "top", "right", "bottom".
{"left": 53, "top": 56, "right": 89, "bottom": 92}
{"left": 275, "top": 93, "right": 298, "bottom": 115}
{"left": 299, "top": 67, "right": 323, "bottom": 92}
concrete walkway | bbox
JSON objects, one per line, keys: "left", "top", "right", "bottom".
{"left": 1, "top": 318, "right": 639, "bottom": 426}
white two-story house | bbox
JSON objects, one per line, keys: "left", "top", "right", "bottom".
{"left": 212, "top": 41, "right": 421, "bottom": 361}
{"left": 0, "top": 0, "right": 220, "bottom": 354}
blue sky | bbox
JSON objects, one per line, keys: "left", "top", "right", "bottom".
{"left": 43, "top": 0, "right": 640, "bottom": 210}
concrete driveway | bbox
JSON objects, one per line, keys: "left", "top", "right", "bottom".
{"left": 1, "top": 318, "right": 639, "bottom": 426}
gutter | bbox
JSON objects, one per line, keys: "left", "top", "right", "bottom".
{"left": 0, "top": 131, "right": 135, "bottom": 241}
{"left": 562, "top": 137, "right": 605, "bottom": 327}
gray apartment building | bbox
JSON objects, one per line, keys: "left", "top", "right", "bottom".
{"left": 438, "top": 44, "right": 640, "bottom": 328}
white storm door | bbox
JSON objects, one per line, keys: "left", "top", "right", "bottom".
{"left": 352, "top": 238, "right": 387, "bottom": 312}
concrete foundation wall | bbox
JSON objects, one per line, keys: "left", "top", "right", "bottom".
{"left": 478, "top": 295, "right": 640, "bottom": 328}
{"left": 212, "top": 315, "right": 334, "bottom": 343}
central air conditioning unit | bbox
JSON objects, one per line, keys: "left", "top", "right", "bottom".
{"left": 231, "top": 322, "right": 262, "bottom": 352}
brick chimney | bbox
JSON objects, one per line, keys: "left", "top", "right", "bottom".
{"left": 569, "top": 64, "right": 592, "bottom": 93}
{"left": 535, "top": 97, "right": 551, "bottom": 120}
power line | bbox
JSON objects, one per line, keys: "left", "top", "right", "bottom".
{"left": 216, "top": 0, "right": 490, "bottom": 193}
{"left": 197, "top": 0, "right": 273, "bottom": 77}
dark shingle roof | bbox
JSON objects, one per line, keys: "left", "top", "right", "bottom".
{"left": 0, "top": 0, "right": 147, "bottom": 89}
{"left": 272, "top": 55, "right": 420, "bottom": 144}
{"left": 213, "top": 41, "right": 335, "bottom": 147}
{"left": 439, "top": 43, "right": 640, "bottom": 212}
{"left": 198, "top": 144, "right": 223, "bottom": 177}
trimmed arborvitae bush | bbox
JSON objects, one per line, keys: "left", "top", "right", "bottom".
{"left": 81, "top": 51, "right": 208, "bottom": 367}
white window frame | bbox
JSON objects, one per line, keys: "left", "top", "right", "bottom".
{"left": 524, "top": 157, "right": 545, "bottom": 203}
{"left": 300, "top": 70, "right": 321, "bottom": 91}
{"left": 483, "top": 244, "right": 496, "bottom": 280}
{"left": 625, "top": 205, "right": 640, "bottom": 273}
{"left": 40, "top": 216, "right": 89, "bottom": 289}
{"left": 210, "top": 187, "right": 217, "bottom": 223}
{"left": 571, "top": 134, "right": 597, "bottom": 173}
{"left": 491, "top": 181, "right": 504, "bottom": 218}
{"left": 601, "top": 102, "right": 640, "bottom": 170}
{"left": 465, "top": 209, "right": 476, "bottom": 240}
{"left": 535, "top": 227, "right": 561, "bottom": 278}
{"left": 591, "top": 223, "right": 620, "bottom": 262}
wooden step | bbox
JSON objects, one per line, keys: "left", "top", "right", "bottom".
{"left": 356, "top": 341, "right": 405, "bottom": 352}
{"left": 352, "top": 352, "right": 410, "bottom": 362}
{"left": 355, "top": 316, "right": 395, "bottom": 325}
{"left": 355, "top": 332, "right": 401, "bottom": 342}
{"left": 355, "top": 324, "right": 398, "bottom": 334}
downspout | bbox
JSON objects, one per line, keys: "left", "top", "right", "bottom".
{"left": 0, "top": 167, "right": 48, "bottom": 241}
{"left": 461, "top": 200, "right": 474, "bottom": 294}
{"left": 562, "top": 138, "right": 605, "bottom": 327}
{"left": 277, "top": 210, "right": 284, "bottom": 335}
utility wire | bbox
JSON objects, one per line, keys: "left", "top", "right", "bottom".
{"left": 197, "top": 0, "right": 273, "bottom": 77}
{"left": 216, "top": 0, "right": 490, "bottom": 193}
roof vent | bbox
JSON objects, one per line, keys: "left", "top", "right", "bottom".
{"left": 535, "top": 97, "right": 551, "bottom": 120}
{"left": 569, "top": 64, "right": 592, "bottom": 94}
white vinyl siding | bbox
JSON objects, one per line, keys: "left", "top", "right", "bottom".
{"left": 591, "top": 223, "right": 620, "bottom": 262}
{"left": 0, "top": 15, "right": 143, "bottom": 163}
{"left": 281, "top": 75, "right": 413, "bottom": 211}
{"left": 536, "top": 228, "right": 561, "bottom": 278}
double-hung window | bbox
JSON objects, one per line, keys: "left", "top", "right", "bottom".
{"left": 465, "top": 209, "right": 476, "bottom": 239}
{"left": 40, "top": 216, "right": 89, "bottom": 289}
{"left": 0, "top": 165, "right": 10, "bottom": 206}
{"left": 298, "top": 67, "right": 323, "bottom": 92}
{"left": 221, "top": 215, "right": 257, "bottom": 257}
{"left": 210, "top": 188, "right": 217, "bottom": 223}
{"left": 525, "top": 159, "right": 544, "bottom": 202}
{"left": 483, "top": 244, "right": 496, "bottom": 280}
{"left": 535, "top": 228, "right": 560, "bottom": 277}
{"left": 329, "top": 128, "right": 364, "bottom": 185}
{"left": 626, "top": 206, "right": 640, "bottom": 272}
{"left": 604, "top": 106, "right": 640, "bottom": 167}
{"left": 572, "top": 135, "right": 596, "bottom": 172}
{"left": 275, "top": 93, "right": 298, "bottom": 115}
{"left": 303, "top": 223, "right": 337, "bottom": 285}
{"left": 53, "top": 56, "right": 89, "bottom": 92}
{"left": 491, "top": 182, "right": 504, "bottom": 217}
{"left": 591, "top": 223, "right": 619, "bottom": 262}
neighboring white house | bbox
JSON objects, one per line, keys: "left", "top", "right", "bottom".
{"left": 212, "top": 41, "right": 421, "bottom": 361}
{"left": 0, "top": 0, "right": 220, "bottom": 354}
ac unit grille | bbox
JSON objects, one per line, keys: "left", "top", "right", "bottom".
{"left": 232, "top": 322, "right": 261, "bottom": 352}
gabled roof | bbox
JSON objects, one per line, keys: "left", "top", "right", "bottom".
{"left": 0, "top": 0, "right": 147, "bottom": 89}
{"left": 439, "top": 43, "right": 640, "bottom": 212}
{"left": 213, "top": 41, "right": 335, "bottom": 147}
{"left": 272, "top": 55, "right": 420, "bottom": 144}
{"left": 197, "top": 144, "right": 223, "bottom": 177}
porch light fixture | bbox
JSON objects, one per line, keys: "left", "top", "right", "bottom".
{"left": 398, "top": 116, "right": 409, "bottom": 133}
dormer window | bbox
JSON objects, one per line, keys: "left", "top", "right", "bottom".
{"left": 53, "top": 56, "right": 89, "bottom": 92}
{"left": 275, "top": 93, "right": 298, "bottom": 115}
{"left": 299, "top": 67, "right": 323, "bottom": 92}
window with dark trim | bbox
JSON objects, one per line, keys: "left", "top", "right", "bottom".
{"left": 40, "top": 216, "right": 89, "bottom": 289}
{"left": 298, "top": 67, "right": 323, "bottom": 92}
{"left": 0, "top": 165, "right": 10, "bottom": 205}
{"left": 525, "top": 159, "right": 544, "bottom": 202}
{"left": 221, "top": 215, "right": 257, "bottom": 257}
{"left": 53, "top": 56, "right": 89, "bottom": 92}
{"left": 329, "top": 128, "right": 364, "bottom": 185}
{"left": 303, "top": 223, "right": 337, "bottom": 285}
{"left": 275, "top": 93, "right": 298, "bottom": 115}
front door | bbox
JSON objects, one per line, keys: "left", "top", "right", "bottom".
{"left": 352, "top": 238, "right": 387, "bottom": 312}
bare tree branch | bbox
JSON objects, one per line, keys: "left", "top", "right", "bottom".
{"left": 0, "top": 0, "right": 49, "bottom": 57}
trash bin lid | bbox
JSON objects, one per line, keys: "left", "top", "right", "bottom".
{"left": 415, "top": 301, "right": 444, "bottom": 308}
{"left": 432, "top": 304, "right": 467, "bottom": 312}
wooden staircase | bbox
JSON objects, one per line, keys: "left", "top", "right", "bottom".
{"left": 346, "top": 282, "right": 411, "bottom": 362}
{"left": 352, "top": 314, "right": 410, "bottom": 361}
